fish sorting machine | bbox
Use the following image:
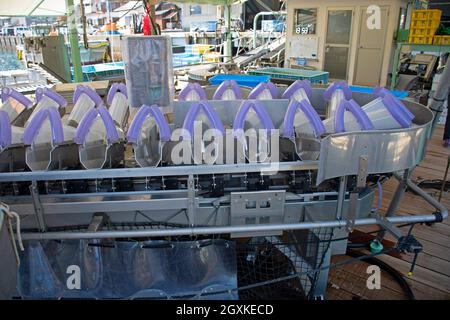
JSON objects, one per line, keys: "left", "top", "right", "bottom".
{"left": 0, "top": 81, "right": 447, "bottom": 300}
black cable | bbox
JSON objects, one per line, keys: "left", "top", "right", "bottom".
{"left": 346, "top": 249, "right": 415, "bottom": 300}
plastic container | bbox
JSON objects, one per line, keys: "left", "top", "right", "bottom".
{"left": 323, "top": 82, "right": 352, "bottom": 119}
{"left": 282, "top": 80, "right": 312, "bottom": 103}
{"left": 0, "top": 87, "right": 33, "bottom": 124}
{"left": 208, "top": 74, "right": 270, "bottom": 88}
{"left": 433, "top": 35, "right": 450, "bottom": 45}
{"left": 67, "top": 85, "right": 103, "bottom": 127}
{"left": 322, "top": 99, "right": 374, "bottom": 133}
{"left": 361, "top": 93, "right": 414, "bottom": 130}
{"left": 24, "top": 107, "right": 78, "bottom": 171}
{"left": 212, "top": 80, "right": 243, "bottom": 100}
{"left": 248, "top": 68, "right": 329, "bottom": 84}
{"left": 349, "top": 86, "right": 408, "bottom": 99}
{"left": 248, "top": 82, "right": 277, "bottom": 100}
{"left": 408, "top": 35, "right": 434, "bottom": 44}
{"left": 178, "top": 83, "right": 207, "bottom": 101}
{"left": 280, "top": 99, "right": 325, "bottom": 160}
{"left": 74, "top": 106, "right": 124, "bottom": 169}
{"left": 126, "top": 104, "right": 171, "bottom": 167}
{"left": 121, "top": 36, "right": 174, "bottom": 110}
{"left": 181, "top": 101, "right": 225, "bottom": 164}
{"left": 233, "top": 100, "right": 275, "bottom": 163}
{"left": 107, "top": 83, "right": 129, "bottom": 129}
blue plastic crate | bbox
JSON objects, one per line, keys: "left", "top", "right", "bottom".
{"left": 209, "top": 74, "right": 270, "bottom": 87}
{"left": 349, "top": 86, "right": 408, "bottom": 99}
{"left": 248, "top": 68, "right": 329, "bottom": 84}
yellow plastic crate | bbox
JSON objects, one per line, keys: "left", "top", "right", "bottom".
{"left": 411, "top": 9, "right": 442, "bottom": 21}
{"left": 409, "top": 27, "right": 436, "bottom": 37}
{"left": 433, "top": 35, "right": 450, "bottom": 45}
{"left": 192, "top": 44, "right": 214, "bottom": 54}
{"left": 203, "top": 52, "right": 221, "bottom": 62}
{"left": 410, "top": 19, "right": 440, "bottom": 29}
{"left": 408, "top": 35, "right": 434, "bottom": 44}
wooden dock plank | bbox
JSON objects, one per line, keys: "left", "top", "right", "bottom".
{"left": 327, "top": 125, "right": 450, "bottom": 300}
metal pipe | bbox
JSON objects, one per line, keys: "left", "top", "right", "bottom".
{"left": 405, "top": 178, "right": 449, "bottom": 220}
{"left": 335, "top": 176, "right": 347, "bottom": 220}
{"left": 429, "top": 55, "right": 450, "bottom": 136}
{"left": 65, "top": 0, "right": 83, "bottom": 82}
{"left": 20, "top": 213, "right": 441, "bottom": 240}
{"left": 253, "top": 11, "right": 286, "bottom": 47}
{"left": 0, "top": 161, "right": 318, "bottom": 182}
{"left": 223, "top": 4, "right": 232, "bottom": 61}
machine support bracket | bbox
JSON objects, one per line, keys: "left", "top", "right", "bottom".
{"left": 347, "top": 156, "right": 368, "bottom": 232}
{"left": 29, "top": 181, "right": 46, "bottom": 232}
{"left": 187, "top": 174, "right": 196, "bottom": 226}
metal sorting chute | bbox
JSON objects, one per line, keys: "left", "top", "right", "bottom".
{"left": 107, "top": 83, "right": 129, "bottom": 129}
{"left": 74, "top": 106, "right": 124, "bottom": 169}
{"left": 282, "top": 80, "right": 312, "bottom": 103}
{"left": 0, "top": 88, "right": 33, "bottom": 124}
{"left": 212, "top": 80, "right": 243, "bottom": 100}
{"left": 181, "top": 101, "right": 225, "bottom": 164}
{"left": 0, "top": 88, "right": 67, "bottom": 172}
{"left": 322, "top": 99, "right": 374, "bottom": 133}
{"left": 66, "top": 85, "right": 103, "bottom": 127}
{"left": 280, "top": 99, "right": 325, "bottom": 161}
{"left": 323, "top": 82, "right": 352, "bottom": 119}
{"left": 233, "top": 100, "right": 275, "bottom": 163}
{"left": 24, "top": 86, "right": 102, "bottom": 171}
{"left": 361, "top": 89, "right": 415, "bottom": 130}
{"left": 248, "top": 82, "right": 278, "bottom": 100}
{"left": 178, "top": 83, "right": 207, "bottom": 101}
{"left": 126, "top": 104, "right": 171, "bottom": 167}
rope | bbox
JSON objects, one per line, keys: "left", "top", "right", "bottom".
{"left": 0, "top": 202, "right": 24, "bottom": 266}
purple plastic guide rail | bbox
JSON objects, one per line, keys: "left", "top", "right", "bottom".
{"left": 74, "top": 106, "right": 120, "bottom": 145}
{"left": 248, "top": 82, "right": 277, "bottom": 99}
{"left": 126, "top": 104, "right": 171, "bottom": 144}
{"left": 282, "top": 80, "right": 312, "bottom": 101}
{"left": 35, "top": 87, "right": 67, "bottom": 108}
{"left": 23, "top": 107, "right": 64, "bottom": 145}
{"left": 178, "top": 83, "right": 207, "bottom": 101}
{"left": 233, "top": 100, "right": 275, "bottom": 137}
{"left": 323, "top": 81, "right": 352, "bottom": 101}
{"left": 334, "top": 99, "right": 374, "bottom": 133}
{"left": 282, "top": 99, "right": 325, "bottom": 139}
{"left": 181, "top": 101, "right": 225, "bottom": 139}
{"left": 73, "top": 85, "right": 104, "bottom": 108}
{"left": 212, "top": 80, "right": 243, "bottom": 100}
{"left": 107, "top": 83, "right": 128, "bottom": 105}
{"left": 1, "top": 87, "right": 33, "bottom": 109}
{"left": 380, "top": 94, "right": 415, "bottom": 128}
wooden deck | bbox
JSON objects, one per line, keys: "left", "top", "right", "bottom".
{"left": 327, "top": 125, "right": 450, "bottom": 300}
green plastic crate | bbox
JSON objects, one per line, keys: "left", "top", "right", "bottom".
{"left": 248, "top": 68, "right": 329, "bottom": 84}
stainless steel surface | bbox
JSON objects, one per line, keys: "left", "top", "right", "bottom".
{"left": 230, "top": 190, "right": 286, "bottom": 237}
{"left": 19, "top": 213, "right": 442, "bottom": 240}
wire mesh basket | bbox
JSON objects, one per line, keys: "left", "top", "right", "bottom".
{"left": 236, "top": 228, "right": 334, "bottom": 300}
{"left": 17, "top": 222, "right": 334, "bottom": 300}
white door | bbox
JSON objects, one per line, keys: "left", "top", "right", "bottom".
{"left": 354, "top": 6, "right": 389, "bottom": 86}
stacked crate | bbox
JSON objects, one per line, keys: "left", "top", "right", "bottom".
{"left": 433, "top": 35, "right": 450, "bottom": 45}
{"left": 409, "top": 9, "right": 442, "bottom": 44}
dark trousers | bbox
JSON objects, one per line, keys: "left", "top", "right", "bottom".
{"left": 443, "top": 90, "right": 450, "bottom": 140}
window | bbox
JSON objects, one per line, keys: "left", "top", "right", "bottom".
{"left": 190, "top": 5, "right": 202, "bottom": 15}
{"left": 293, "top": 8, "right": 317, "bottom": 35}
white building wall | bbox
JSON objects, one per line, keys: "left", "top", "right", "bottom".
{"left": 175, "top": 3, "right": 243, "bottom": 31}
{"left": 285, "top": 0, "right": 407, "bottom": 86}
